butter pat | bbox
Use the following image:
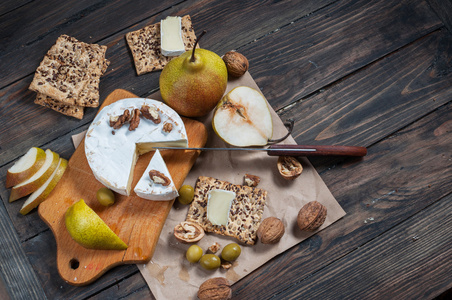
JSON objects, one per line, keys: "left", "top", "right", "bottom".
{"left": 207, "top": 189, "right": 236, "bottom": 226}
{"left": 160, "top": 16, "right": 185, "bottom": 56}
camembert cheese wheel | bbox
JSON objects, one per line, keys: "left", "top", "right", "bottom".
{"left": 85, "top": 98, "right": 188, "bottom": 196}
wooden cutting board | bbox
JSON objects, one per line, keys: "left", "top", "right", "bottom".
{"left": 38, "top": 89, "right": 208, "bottom": 286}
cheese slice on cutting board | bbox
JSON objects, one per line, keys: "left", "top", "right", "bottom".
{"left": 134, "top": 149, "right": 178, "bottom": 200}
{"left": 160, "top": 16, "right": 185, "bottom": 56}
{"left": 85, "top": 98, "right": 188, "bottom": 196}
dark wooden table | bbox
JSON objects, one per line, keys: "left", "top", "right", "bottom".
{"left": 1, "top": 0, "right": 451, "bottom": 299}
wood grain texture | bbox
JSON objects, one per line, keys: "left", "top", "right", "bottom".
{"left": 427, "top": 0, "right": 452, "bottom": 32}
{"left": 0, "top": 0, "right": 442, "bottom": 166}
{"left": 0, "top": 200, "right": 46, "bottom": 299}
{"left": 279, "top": 29, "right": 452, "bottom": 147}
{"left": 231, "top": 102, "right": 452, "bottom": 299}
{"left": 277, "top": 193, "right": 452, "bottom": 299}
{"left": 38, "top": 89, "right": 208, "bottom": 285}
{"left": 0, "top": 0, "right": 450, "bottom": 299}
{"left": 247, "top": 0, "right": 443, "bottom": 111}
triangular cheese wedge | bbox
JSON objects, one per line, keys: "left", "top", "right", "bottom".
{"left": 134, "top": 150, "right": 178, "bottom": 200}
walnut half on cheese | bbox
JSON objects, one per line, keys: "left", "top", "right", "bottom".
{"left": 85, "top": 98, "right": 188, "bottom": 196}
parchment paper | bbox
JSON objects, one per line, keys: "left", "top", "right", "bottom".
{"left": 72, "top": 72, "right": 346, "bottom": 299}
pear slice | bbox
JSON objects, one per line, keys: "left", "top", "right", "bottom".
{"left": 65, "top": 199, "right": 128, "bottom": 250}
{"left": 6, "top": 147, "right": 46, "bottom": 188}
{"left": 9, "top": 149, "right": 60, "bottom": 202}
{"left": 212, "top": 86, "right": 273, "bottom": 147}
{"left": 20, "top": 158, "right": 68, "bottom": 215}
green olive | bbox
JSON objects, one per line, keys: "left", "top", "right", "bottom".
{"left": 221, "top": 243, "right": 241, "bottom": 262}
{"left": 177, "top": 185, "right": 195, "bottom": 205}
{"left": 96, "top": 187, "right": 115, "bottom": 206}
{"left": 186, "top": 245, "right": 203, "bottom": 263}
{"left": 199, "top": 254, "right": 221, "bottom": 270}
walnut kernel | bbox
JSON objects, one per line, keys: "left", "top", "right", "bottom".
{"left": 257, "top": 217, "right": 285, "bottom": 244}
{"left": 174, "top": 221, "right": 205, "bottom": 243}
{"left": 223, "top": 51, "right": 249, "bottom": 77}
{"left": 149, "top": 169, "right": 170, "bottom": 186}
{"left": 277, "top": 156, "right": 303, "bottom": 180}
{"left": 244, "top": 174, "right": 260, "bottom": 187}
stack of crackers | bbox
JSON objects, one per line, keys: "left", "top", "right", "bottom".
{"left": 126, "top": 15, "right": 197, "bottom": 75}
{"left": 186, "top": 176, "right": 267, "bottom": 245}
{"left": 29, "top": 35, "right": 109, "bottom": 119}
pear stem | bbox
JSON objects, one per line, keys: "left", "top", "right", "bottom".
{"left": 190, "top": 30, "right": 207, "bottom": 62}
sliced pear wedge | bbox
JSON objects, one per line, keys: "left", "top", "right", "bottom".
{"left": 20, "top": 158, "right": 68, "bottom": 215}
{"left": 65, "top": 199, "right": 128, "bottom": 250}
{"left": 6, "top": 147, "right": 46, "bottom": 188}
{"left": 9, "top": 149, "right": 60, "bottom": 202}
{"left": 212, "top": 86, "right": 273, "bottom": 147}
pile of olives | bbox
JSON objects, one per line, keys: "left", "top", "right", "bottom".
{"left": 185, "top": 242, "right": 242, "bottom": 270}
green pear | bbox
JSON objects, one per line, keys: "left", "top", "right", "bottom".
{"left": 159, "top": 31, "right": 228, "bottom": 117}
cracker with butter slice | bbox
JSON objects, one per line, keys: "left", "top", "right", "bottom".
{"left": 186, "top": 176, "right": 267, "bottom": 245}
{"left": 125, "top": 15, "right": 197, "bottom": 75}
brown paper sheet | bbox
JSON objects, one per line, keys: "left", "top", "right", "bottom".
{"left": 72, "top": 72, "right": 346, "bottom": 299}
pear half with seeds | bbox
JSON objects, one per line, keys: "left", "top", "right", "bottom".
{"left": 212, "top": 86, "right": 273, "bottom": 147}
{"left": 65, "top": 199, "right": 128, "bottom": 250}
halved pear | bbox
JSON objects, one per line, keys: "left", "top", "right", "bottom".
{"left": 6, "top": 147, "right": 46, "bottom": 188}
{"left": 9, "top": 149, "right": 60, "bottom": 202}
{"left": 20, "top": 158, "right": 68, "bottom": 215}
{"left": 212, "top": 86, "right": 273, "bottom": 147}
{"left": 65, "top": 199, "right": 128, "bottom": 250}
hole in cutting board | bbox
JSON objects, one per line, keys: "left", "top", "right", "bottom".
{"left": 70, "top": 258, "right": 80, "bottom": 270}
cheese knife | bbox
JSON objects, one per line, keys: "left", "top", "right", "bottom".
{"left": 153, "top": 144, "right": 367, "bottom": 157}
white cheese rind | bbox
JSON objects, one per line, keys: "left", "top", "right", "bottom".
{"left": 85, "top": 98, "right": 188, "bottom": 196}
{"left": 160, "top": 16, "right": 185, "bottom": 56}
{"left": 134, "top": 150, "right": 178, "bottom": 201}
{"left": 207, "top": 189, "right": 236, "bottom": 226}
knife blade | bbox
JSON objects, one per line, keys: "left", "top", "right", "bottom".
{"left": 152, "top": 144, "right": 367, "bottom": 157}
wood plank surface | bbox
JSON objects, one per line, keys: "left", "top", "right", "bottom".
{"left": 276, "top": 194, "right": 452, "bottom": 299}
{"left": 0, "top": 0, "right": 451, "bottom": 299}
{"left": 0, "top": 0, "right": 442, "bottom": 165}
{"left": 232, "top": 97, "right": 452, "bottom": 299}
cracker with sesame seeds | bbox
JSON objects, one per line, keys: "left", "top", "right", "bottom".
{"left": 186, "top": 176, "right": 267, "bottom": 245}
{"left": 125, "top": 15, "right": 197, "bottom": 75}
{"left": 29, "top": 34, "right": 108, "bottom": 107}
{"left": 34, "top": 93, "right": 84, "bottom": 119}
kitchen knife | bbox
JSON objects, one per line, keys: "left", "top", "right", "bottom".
{"left": 153, "top": 144, "right": 367, "bottom": 157}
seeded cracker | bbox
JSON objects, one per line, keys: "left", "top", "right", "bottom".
{"left": 29, "top": 35, "right": 108, "bottom": 106}
{"left": 125, "top": 15, "right": 197, "bottom": 75}
{"left": 186, "top": 176, "right": 267, "bottom": 245}
{"left": 34, "top": 93, "right": 84, "bottom": 119}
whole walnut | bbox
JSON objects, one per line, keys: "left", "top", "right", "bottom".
{"left": 198, "top": 277, "right": 232, "bottom": 300}
{"left": 257, "top": 217, "right": 285, "bottom": 244}
{"left": 223, "top": 51, "right": 249, "bottom": 77}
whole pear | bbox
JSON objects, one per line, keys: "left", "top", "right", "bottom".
{"left": 159, "top": 31, "right": 228, "bottom": 117}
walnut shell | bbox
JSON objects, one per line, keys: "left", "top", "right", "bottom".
{"left": 223, "top": 51, "right": 249, "bottom": 77}
{"left": 257, "top": 217, "right": 285, "bottom": 244}
{"left": 174, "top": 221, "right": 205, "bottom": 243}
{"left": 198, "top": 277, "right": 232, "bottom": 300}
{"left": 297, "top": 201, "right": 327, "bottom": 231}
{"left": 277, "top": 156, "right": 303, "bottom": 180}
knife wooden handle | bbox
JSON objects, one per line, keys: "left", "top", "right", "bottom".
{"left": 267, "top": 144, "right": 367, "bottom": 157}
